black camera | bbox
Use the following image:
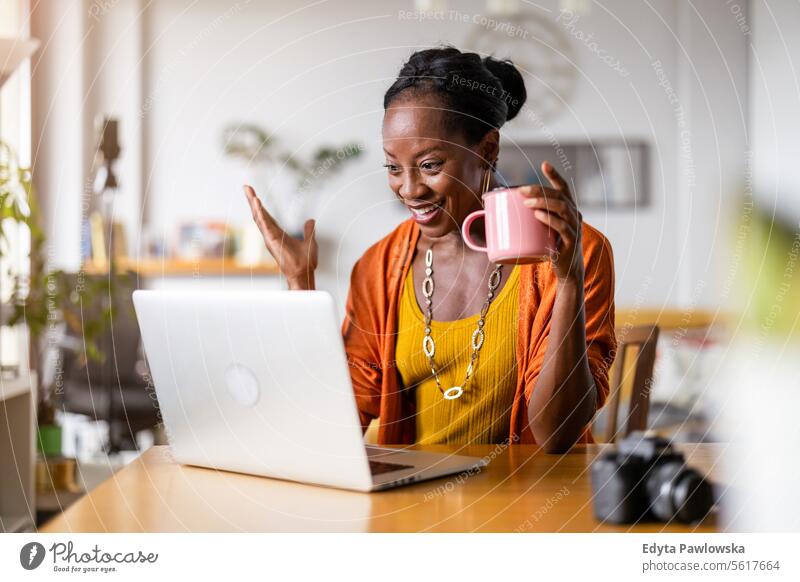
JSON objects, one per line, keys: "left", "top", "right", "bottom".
{"left": 590, "top": 432, "right": 714, "bottom": 524}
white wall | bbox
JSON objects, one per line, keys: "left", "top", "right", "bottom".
{"left": 750, "top": 0, "right": 800, "bottom": 224}
{"left": 33, "top": 0, "right": 751, "bottom": 313}
{"left": 139, "top": 0, "right": 748, "bottom": 312}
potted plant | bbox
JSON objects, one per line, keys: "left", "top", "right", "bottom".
{"left": 1, "top": 139, "right": 114, "bottom": 457}
{"left": 221, "top": 123, "right": 363, "bottom": 236}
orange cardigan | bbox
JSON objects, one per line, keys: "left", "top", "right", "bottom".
{"left": 341, "top": 218, "right": 617, "bottom": 445}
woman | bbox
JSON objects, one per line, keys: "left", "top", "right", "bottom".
{"left": 244, "top": 47, "right": 616, "bottom": 452}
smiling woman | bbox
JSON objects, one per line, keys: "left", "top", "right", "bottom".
{"left": 244, "top": 45, "right": 616, "bottom": 452}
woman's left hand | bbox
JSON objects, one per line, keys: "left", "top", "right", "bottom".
{"left": 515, "top": 161, "right": 584, "bottom": 283}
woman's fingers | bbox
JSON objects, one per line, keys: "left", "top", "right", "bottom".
{"left": 303, "top": 218, "right": 316, "bottom": 243}
{"left": 513, "top": 183, "right": 577, "bottom": 211}
{"left": 541, "top": 160, "right": 576, "bottom": 204}
{"left": 303, "top": 219, "right": 318, "bottom": 265}
{"left": 533, "top": 209, "right": 576, "bottom": 248}
{"left": 243, "top": 185, "right": 317, "bottom": 289}
{"left": 244, "top": 185, "right": 285, "bottom": 247}
{"left": 523, "top": 196, "right": 577, "bottom": 223}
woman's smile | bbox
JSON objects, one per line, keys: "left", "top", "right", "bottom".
{"left": 406, "top": 201, "right": 444, "bottom": 224}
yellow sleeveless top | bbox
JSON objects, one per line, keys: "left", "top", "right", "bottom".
{"left": 396, "top": 264, "right": 520, "bottom": 445}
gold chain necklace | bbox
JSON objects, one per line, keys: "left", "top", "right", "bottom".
{"left": 421, "top": 247, "right": 503, "bottom": 400}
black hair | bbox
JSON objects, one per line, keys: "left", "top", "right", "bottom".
{"left": 383, "top": 46, "right": 527, "bottom": 144}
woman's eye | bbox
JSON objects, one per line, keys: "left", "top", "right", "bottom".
{"left": 383, "top": 163, "right": 400, "bottom": 174}
{"left": 420, "top": 161, "right": 443, "bottom": 172}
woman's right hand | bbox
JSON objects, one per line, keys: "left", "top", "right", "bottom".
{"left": 244, "top": 185, "right": 318, "bottom": 290}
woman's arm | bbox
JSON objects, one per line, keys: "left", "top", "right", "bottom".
{"left": 519, "top": 162, "right": 613, "bottom": 452}
{"left": 341, "top": 257, "right": 383, "bottom": 433}
{"left": 528, "top": 274, "right": 597, "bottom": 452}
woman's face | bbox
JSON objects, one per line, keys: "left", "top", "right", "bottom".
{"left": 382, "top": 93, "right": 498, "bottom": 240}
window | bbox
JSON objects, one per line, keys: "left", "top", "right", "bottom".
{"left": 0, "top": 0, "right": 33, "bottom": 376}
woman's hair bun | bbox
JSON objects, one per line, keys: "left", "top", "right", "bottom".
{"left": 482, "top": 56, "right": 527, "bottom": 122}
{"left": 384, "top": 45, "right": 528, "bottom": 143}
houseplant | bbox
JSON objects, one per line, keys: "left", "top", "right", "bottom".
{"left": 221, "top": 123, "right": 363, "bottom": 236}
{"left": 1, "top": 139, "right": 113, "bottom": 456}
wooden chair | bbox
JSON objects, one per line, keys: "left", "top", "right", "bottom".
{"left": 597, "top": 324, "right": 660, "bottom": 443}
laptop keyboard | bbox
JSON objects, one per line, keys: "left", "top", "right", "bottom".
{"left": 369, "top": 460, "right": 414, "bottom": 476}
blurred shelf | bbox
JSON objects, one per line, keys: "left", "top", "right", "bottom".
{"left": 82, "top": 258, "right": 280, "bottom": 277}
{"left": 0, "top": 374, "right": 33, "bottom": 403}
{"left": 0, "top": 513, "right": 34, "bottom": 533}
{"left": 36, "top": 490, "right": 85, "bottom": 513}
{"left": 615, "top": 308, "right": 727, "bottom": 331}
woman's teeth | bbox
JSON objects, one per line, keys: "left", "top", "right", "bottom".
{"left": 411, "top": 205, "right": 438, "bottom": 216}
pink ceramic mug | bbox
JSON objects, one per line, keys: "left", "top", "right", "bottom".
{"left": 461, "top": 187, "right": 557, "bottom": 264}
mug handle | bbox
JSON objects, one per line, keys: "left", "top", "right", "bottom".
{"left": 461, "top": 210, "right": 487, "bottom": 252}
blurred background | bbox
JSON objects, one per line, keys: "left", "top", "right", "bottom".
{"left": 0, "top": 0, "right": 797, "bottom": 530}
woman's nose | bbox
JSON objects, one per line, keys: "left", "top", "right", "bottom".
{"left": 399, "top": 170, "right": 426, "bottom": 200}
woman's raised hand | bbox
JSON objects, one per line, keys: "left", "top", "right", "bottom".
{"left": 518, "top": 161, "right": 585, "bottom": 283}
{"left": 244, "top": 185, "right": 318, "bottom": 290}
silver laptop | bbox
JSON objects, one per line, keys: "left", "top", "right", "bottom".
{"left": 132, "top": 289, "right": 487, "bottom": 492}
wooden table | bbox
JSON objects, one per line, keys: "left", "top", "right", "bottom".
{"left": 40, "top": 444, "right": 721, "bottom": 533}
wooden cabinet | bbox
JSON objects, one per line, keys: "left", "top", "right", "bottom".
{"left": 0, "top": 372, "right": 36, "bottom": 532}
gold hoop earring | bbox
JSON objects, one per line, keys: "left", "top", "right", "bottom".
{"left": 481, "top": 167, "right": 492, "bottom": 195}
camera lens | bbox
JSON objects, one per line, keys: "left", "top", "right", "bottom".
{"left": 672, "top": 470, "right": 714, "bottom": 523}
{"left": 647, "top": 461, "right": 714, "bottom": 523}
